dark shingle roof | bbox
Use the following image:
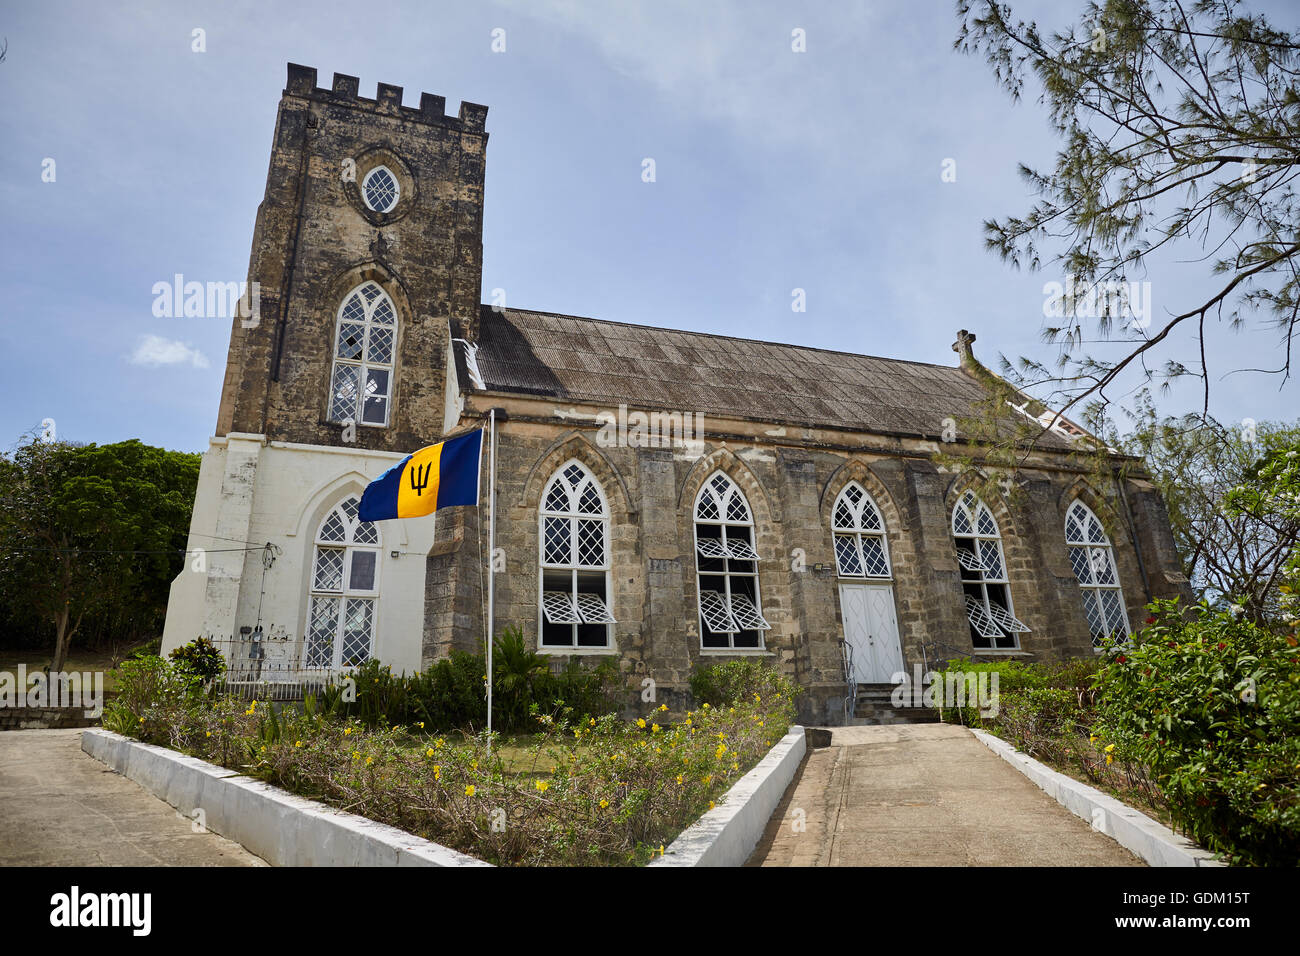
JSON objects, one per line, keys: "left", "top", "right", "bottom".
{"left": 457, "top": 306, "right": 1072, "bottom": 448}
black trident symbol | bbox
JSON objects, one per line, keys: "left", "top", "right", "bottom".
{"left": 409, "top": 461, "right": 431, "bottom": 496}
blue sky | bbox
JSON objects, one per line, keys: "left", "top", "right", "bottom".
{"left": 2, "top": 0, "right": 1296, "bottom": 454}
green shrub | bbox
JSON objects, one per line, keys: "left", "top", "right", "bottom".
{"left": 102, "top": 654, "right": 204, "bottom": 745}
{"left": 689, "top": 659, "right": 800, "bottom": 708}
{"left": 168, "top": 637, "right": 225, "bottom": 685}
{"left": 1091, "top": 598, "right": 1300, "bottom": 865}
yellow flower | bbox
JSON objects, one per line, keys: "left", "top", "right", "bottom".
{"left": 708, "top": 800, "right": 716, "bottom": 810}
{"left": 651, "top": 723, "right": 661, "bottom": 733}
{"left": 417, "top": 722, "right": 425, "bottom": 729}
{"left": 676, "top": 774, "right": 684, "bottom": 785}
{"left": 715, "top": 744, "right": 727, "bottom": 759}
{"left": 365, "top": 756, "right": 373, "bottom": 765}
{"left": 599, "top": 798, "right": 609, "bottom": 809}
{"left": 433, "top": 766, "right": 441, "bottom": 780}
{"left": 1089, "top": 735, "right": 1096, "bottom": 744}
{"left": 536, "top": 779, "right": 550, "bottom": 792}
{"left": 1105, "top": 754, "right": 1114, "bottom": 765}
{"left": 589, "top": 718, "right": 596, "bottom": 726}
{"left": 1104, "top": 743, "right": 1115, "bottom": 753}
{"left": 659, "top": 704, "right": 668, "bottom": 712}
{"left": 657, "top": 844, "right": 665, "bottom": 856}
{"left": 702, "top": 774, "right": 712, "bottom": 784}
{"left": 294, "top": 740, "right": 302, "bottom": 748}
{"left": 344, "top": 727, "right": 353, "bottom": 736}
{"left": 637, "top": 718, "right": 646, "bottom": 728}
{"left": 426, "top": 748, "right": 436, "bottom": 758}
{"left": 205, "top": 731, "right": 212, "bottom": 738}
{"left": 702, "top": 703, "right": 710, "bottom": 710}
{"left": 465, "top": 785, "right": 476, "bottom": 797}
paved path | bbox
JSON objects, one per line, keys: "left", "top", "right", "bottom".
{"left": 0, "top": 729, "right": 265, "bottom": 866}
{"left": 749, "top": 724, "right": 1143, "bottom": 866}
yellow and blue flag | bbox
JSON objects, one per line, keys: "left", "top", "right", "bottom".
{"left": 358, "top": 429, "right": 483, "bottom": 521}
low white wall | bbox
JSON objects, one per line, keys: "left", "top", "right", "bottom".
{"left": 650, "top": 725, "right": 806, "bottom": 867}
{"left": 82, "top": 729, "right": 489, "bottom": 867}
{"left": 970, "top": 728, "right": 1224, "bottom": 867}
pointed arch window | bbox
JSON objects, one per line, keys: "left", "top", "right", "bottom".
{"left": 1066, "top": 500, "right": 1131, "bottom": 647}
{"left": 329, "top": 281, "right": 397, "bottom": 427}
{"left": 539, "top": 461, "right": 614, "bottom": 648}
{"left": 832, "top": 482, "right": 891, "bottom": 578}
{"left": 952, "top": 490, "right": 1028, "bottom": 649}
{"left": 695, "top": 472, "right": 769, "bottom": 649}
{"left": 305, "top": 495, "right": 380, "bottom": 669}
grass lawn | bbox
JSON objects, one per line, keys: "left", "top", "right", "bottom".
{"left": 0, "top": 649, "right": 127, "bottom": 695}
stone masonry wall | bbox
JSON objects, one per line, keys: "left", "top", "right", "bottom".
{"left": 422, "top": 404, "right": 1186, "bottom": 725}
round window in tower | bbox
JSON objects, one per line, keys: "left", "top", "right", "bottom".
{"left": 362, "top": 165, "right": 400, "bottom": 213}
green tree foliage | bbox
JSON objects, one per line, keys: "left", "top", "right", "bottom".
{"left": 0, "top": 435, "right": 200, "bottom": 669}
{"left": 1111, "top": 395, "right": 1300, "bottom": 623}
{"left": 956, "top": 0, "right": 1300, "bottom": 424}
{"left": 1092, "top": 599, "right": 1300, "bottom": 865}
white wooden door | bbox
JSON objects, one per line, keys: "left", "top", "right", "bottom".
{"left": 839, "top": 582, "right": 905, "bottom": 684}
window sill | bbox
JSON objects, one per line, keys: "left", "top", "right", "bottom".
{"left": 699, "top": 648, "right": 775, "bottom": 657}
{"left": 974, "top": 649, "right": 1032, "bottom": 657}
{"left": 538, "top": 647, "right": 619, "bottom": 656}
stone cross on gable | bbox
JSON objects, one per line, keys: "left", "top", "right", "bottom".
{"left": 952, "top": 329, "right": 977, "bottom": 367}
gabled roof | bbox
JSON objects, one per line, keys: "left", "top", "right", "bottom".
{"left": 455, "top": 306, "right": 1075, "bottom": 449}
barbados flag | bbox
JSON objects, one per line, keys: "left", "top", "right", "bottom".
{"left": 358, "top": 429, "right": 483, "bottom": 521}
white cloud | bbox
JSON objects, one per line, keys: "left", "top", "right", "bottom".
{"left": 128, "top": 334, "right": 210, "bottom": 369}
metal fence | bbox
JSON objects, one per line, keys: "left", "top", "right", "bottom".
{"left": 209, "top": 636, "right": 351, "bottom": 701}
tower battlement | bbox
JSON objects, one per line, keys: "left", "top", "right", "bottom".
{"left": 284, "top": 63, "right": 488, "bottom": 134}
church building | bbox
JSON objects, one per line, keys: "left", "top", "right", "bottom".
{"left": 161, "top": 65, "right": 1190, "bottom": 724}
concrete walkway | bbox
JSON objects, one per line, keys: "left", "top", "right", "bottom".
{"left": 748, "top": 724, "right": 1143, "bottom": 866}
{"left": 0, "top": 729, "right": 265, "bottom": 866}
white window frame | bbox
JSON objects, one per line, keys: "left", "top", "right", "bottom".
{"left": 832, "top": 482, "right": 892, "bottom": 579}
{"left": 305, "top": 495, "right": 381, "bottom": 671}
{"left": 537, "top": 460, "right": 613, "bottom": 651}
{"left": 694, "top": 472, "right": 769, "bottom": 651}
{"left": 1065, "top": 499, "right": 1131, "bottom": 649}
{"left": 362, "top": 165, "right": 400, "bottom": 213}
{"left": 328, "top": 281, "right": 397, "bottom": 428}
{"left": 952, "top": 490, "right": 1023, "bottom": 650}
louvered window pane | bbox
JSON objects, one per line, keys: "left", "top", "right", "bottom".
{"left": 341, "top": 599, "right": 373, "bottom": 665}
{"left": 313, "top": 548, "right": 344, "bottom": 592}
{"left": 319, "top": 512, "right": 347, "bottom": 543}
{"left": 699, "top": 590, "right": 739, "bottom": 634}
{"left": 542, "top": 590, "right": 582, "bottom": 624}
{"left": 979, "top": 539, "right": 1004, "bottom": 579}
{"left": 1081, "top": 590, "right": 1106, "bottom": 644}
{"left": 1068, "top": 547, "right": 1093, "bottom": 584}
{"left": 986, "top": 602, "right": 1030, "bottom": 633}
{"left": 574, "top": 592, "right": 616, "bottom": 624}
{"left": 330, "top": 364, "right": 359, "bottom": 421}
{"left": 1090, "top": 547, "right": 1116, "bottom": 585}
{"left": 859, "top": 536, "right": 890, "bottom": 577}
{"left": 576, "top": 518, "right": 605, "bottom": 566}
{"left": 834, "top": 535, "right": 863, "bottom": 576}
{"left": 306, "top": 597, "right": 338, "bottom": 668}
{"left": 725, "top": 536, "right": 759, "bottom": 561}
{"left": 964, "top": 595, "right": 1002, "bottom": 639}
{"left": 729, "top": 592, "right": 771, "bottom": 630}
{"left": 957, "top": 547, "right": 985, "bottom": 573}
{"left": 696, "top": 538, "right": 730, "bottom": 559}
{"left": 544, "top": 480, "right": 569, "bottom": 513}
{"left": 543, "top": 516, "right": 571, "bottom": 565}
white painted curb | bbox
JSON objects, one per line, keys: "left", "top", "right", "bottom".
{"left": 82, "top": 728, "right": 490, "bottom": 867}
{"left": 969, "top": 728, "right": 1224, "bottom": 868}
{"left": 650, "top": 725, "right": 806, "bottom": 867}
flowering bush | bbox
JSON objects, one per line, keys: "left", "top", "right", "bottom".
{"left": 107, "top": 661, "right": 799, "bottom": 865}
{"left": 1092, "top": 599, "right": 1300, "bottom": 865}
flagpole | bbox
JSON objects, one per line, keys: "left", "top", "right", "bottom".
{"left": 486, "top": 408, "right": 496, "bottom": 754}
